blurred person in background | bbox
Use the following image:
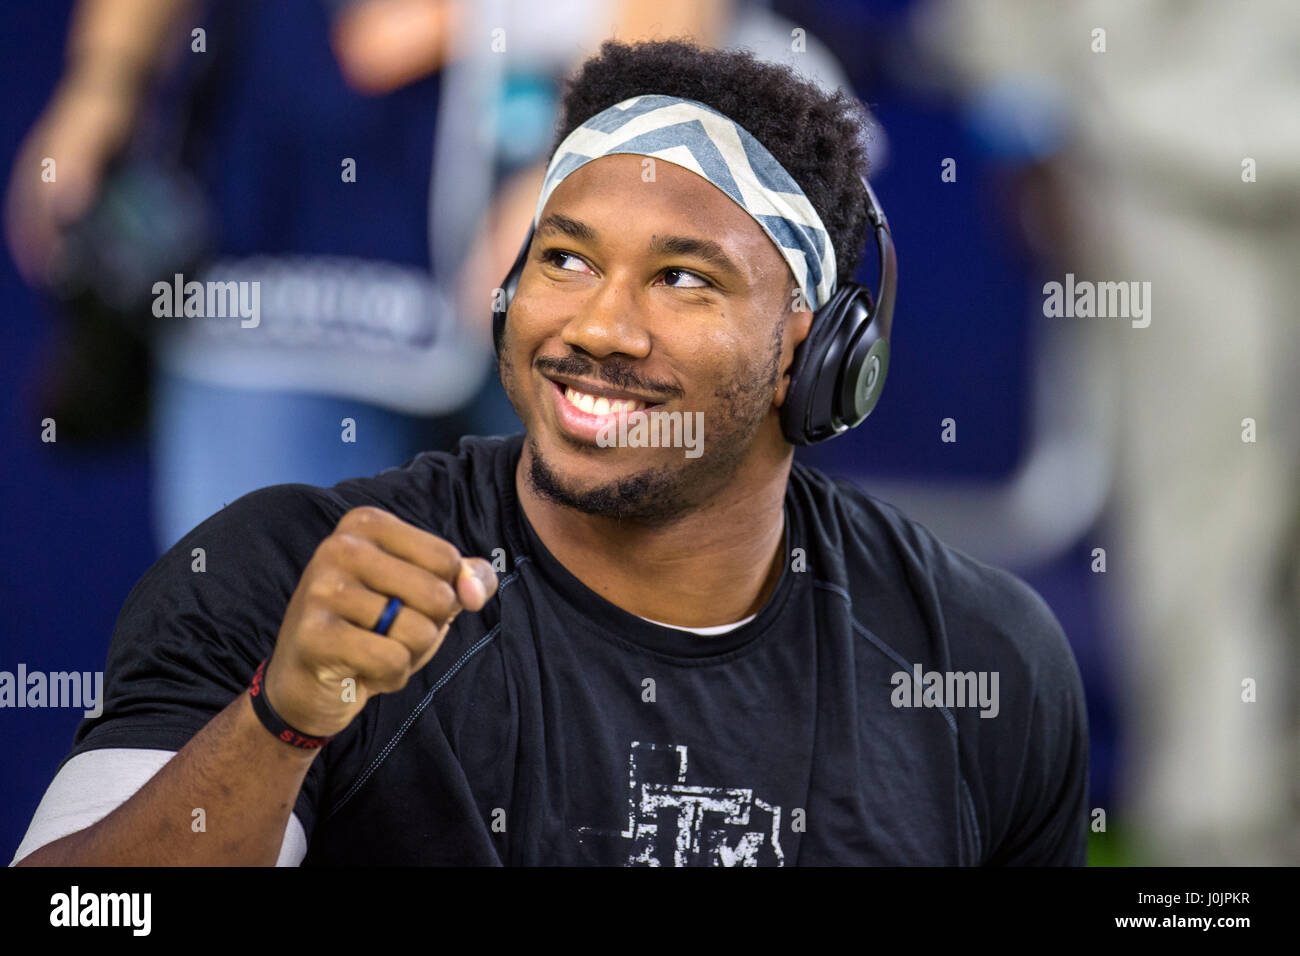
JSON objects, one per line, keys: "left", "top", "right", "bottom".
{"left": 916, "top": 0, "right": 1300, "bottom": 863}
{"left": 7, "top": 0, "right": 511, "bottom": 551}
{"left": 14, "top": 0, "right": 848, "bottom": 551}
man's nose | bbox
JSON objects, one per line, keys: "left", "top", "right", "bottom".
{"left": 560, "top": 272, "right": 652, "bottom": 359}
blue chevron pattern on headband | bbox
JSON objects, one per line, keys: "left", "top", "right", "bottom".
{"left": 533, "top": 95, "right": 837, "bottom": 311}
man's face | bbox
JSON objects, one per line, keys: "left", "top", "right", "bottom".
{"left": 500, "top": 153, "right": 809, "bottom": 524}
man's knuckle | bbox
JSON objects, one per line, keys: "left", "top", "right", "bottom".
{"left": 314, "top": 534, "right": 343, "bottom": 563}
{"left": 423, "top": 578, "right": 457, "bottom": 613}
{"left": 302, "top": 602, "right": 338, "bottom": 636}
{"left": 410, "top": 614, "right": 440, "bottom": 649}
{"left": 306, "top": 570, "right": 343, "bottom": 603}
{"left": 332, "top": 533, "right": 369, "bottom": 564}
{"left": 365, "top": 640, "right": 408, "bottom": 677}
{"left": 342, "top": 506, "right": 384, "bottom": 532}
{"left": 375, "top": 662, "right": 409, "bottom": 691}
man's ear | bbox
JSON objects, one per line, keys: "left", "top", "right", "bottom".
{"left": 773, "top": 295, "right": 815, "bottom": 409}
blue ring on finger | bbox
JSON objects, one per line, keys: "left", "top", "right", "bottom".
{"left": 374, "top": 596, "right": 403, "bottom": 636}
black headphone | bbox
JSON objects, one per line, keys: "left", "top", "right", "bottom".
{"left": 491, "top": 175, "right": 896, "bottom": 446}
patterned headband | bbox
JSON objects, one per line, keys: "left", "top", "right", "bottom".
{"left": 533, "top": 94, "right": 838, "bottom": 311}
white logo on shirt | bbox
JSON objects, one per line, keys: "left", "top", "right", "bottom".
{"left": 579, "top": 741, "right": 785, "bottom": 866}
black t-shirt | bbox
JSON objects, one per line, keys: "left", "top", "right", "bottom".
{"left": 67, "top": 434, "right": 1089, "bottom": 865}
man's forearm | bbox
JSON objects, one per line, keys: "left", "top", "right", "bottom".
{"left": 63, "top": 0, "right": 195, "bottom": 100}
{"left": 16, "top": 692, "right": 319, "bottom": 866}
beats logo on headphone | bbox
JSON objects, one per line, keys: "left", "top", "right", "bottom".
{"left": 492, "top": 175, "right": 896, "bottom": 446}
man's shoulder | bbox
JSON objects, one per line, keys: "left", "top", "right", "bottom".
{"left": 791, "top": 461, "right": 1074, "bottom": 684}
{"left": 327, "top": 432, "right": 522, "bottom": 511}
{"left": 137, "top": 435, "right": 524, "bottom": 609}
{"left": 212, "top": 432, "right": 523, "bottom": 535}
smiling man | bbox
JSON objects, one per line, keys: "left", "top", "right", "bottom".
{"left": 14, "top": 39, "right": 1088, "bottom": 867}
{"left": 506, "top": 148, "right": 801, "bottom": 624}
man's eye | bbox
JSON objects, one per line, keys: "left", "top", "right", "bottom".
{"left": 660, "top": 268, "right": 710, "bottom": 289}
{"left": 543, "top": 250, "right": 589, "bottom": 272}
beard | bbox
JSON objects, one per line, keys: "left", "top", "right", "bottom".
{"left": 509, "top": 320, "right": 785, "bottom": 526}
{"left": 525, "top": 443, "right": 686, "bottom": 522}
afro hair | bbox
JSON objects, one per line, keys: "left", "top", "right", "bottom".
{"left": 552, "top": 38, "right": 873, "bottom": 287}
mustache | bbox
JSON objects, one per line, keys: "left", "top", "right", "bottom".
{"left": 535, "top": 353, "right": 684, "bottom": 402}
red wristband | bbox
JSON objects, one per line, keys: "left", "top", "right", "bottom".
{"left": 248, "top": 658, "right": 334, "bottom": 750}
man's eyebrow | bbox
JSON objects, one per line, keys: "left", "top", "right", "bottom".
{"left": 537, "top": 213, "right": 598, "bottom": 242}
{"left": 537, "top": 214, "right": 747, "bottom": 281}
{"left": 648, "top": 234, "right": 744, "bottom": 279}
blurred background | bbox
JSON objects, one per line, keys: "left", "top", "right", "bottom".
{"left": 1, "top": 0, "right": 1297, "bottom": 865}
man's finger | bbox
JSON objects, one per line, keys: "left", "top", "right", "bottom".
{"left": 325, "top": 537, "right": 462, "bottom": 624}
{"left": 324, "top": 619, "right": 424, "bottom": 695}
{"left": 454, "top": 558, "right": 499, "bottom": 611}
{"left": 308, "top": 574, "right": 442, "bottom": 666}
{"left": 335, "top": 506, "right": 462, "bottom": 579}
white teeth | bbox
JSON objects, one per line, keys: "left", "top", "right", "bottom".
{"left": 562, "top": 385, "right": 648, "bottom": 415}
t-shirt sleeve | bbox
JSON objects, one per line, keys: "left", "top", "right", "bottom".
{"left": 62, "top": 483, "right": 344, "bottom": 839}
{"left": 982, "top": 576, "right": 1091, "bottom": 866}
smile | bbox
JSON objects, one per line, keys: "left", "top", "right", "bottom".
{"left": 545, "top": 378, "right": 666, "bottom": 445}
{"left": 561, "top": 386, "right": 648, "bottom": 415}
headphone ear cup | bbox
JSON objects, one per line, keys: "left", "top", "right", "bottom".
{"left": 837, "top": 311, "right": 889, "bottom": 428}
{"left": 784, "top": 174, "right": 898, "bottom": 443}
{"left": 493, "top": 228, "right": 535, "bottom": 358}
{"left": 781, "top": 284, "right": 862, "bottom": 445}
{"left": 492, "top": 298, "right": 507, "bottom": 357}
{"left": 780, "top": 300, "right": 831, "bottom": 445}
